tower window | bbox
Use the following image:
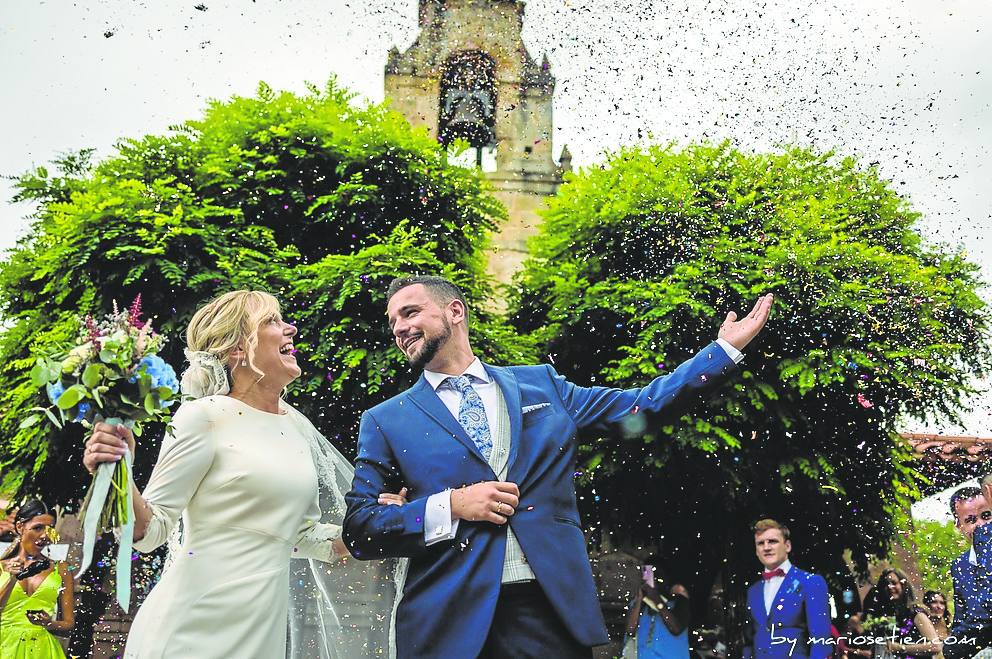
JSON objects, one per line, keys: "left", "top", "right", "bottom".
{"left": 439, "top": 50, "right": 497, "bottom": 167}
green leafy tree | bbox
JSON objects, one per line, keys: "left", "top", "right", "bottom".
{"left": 511, "top": 142, "right": 990, "bottom": 644}
{"left": 898, "top": 517, "right": 968, "bottom": 609}
{"left": 0, "top": 79, "right": 533, "bottom": 507}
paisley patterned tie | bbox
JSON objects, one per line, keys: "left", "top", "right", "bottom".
{"left": 446, "top": 375, "right": 493, "bottom": 460}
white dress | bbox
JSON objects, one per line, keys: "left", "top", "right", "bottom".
{"left": 124, "top": 395, "right": 340, "bottom": 659}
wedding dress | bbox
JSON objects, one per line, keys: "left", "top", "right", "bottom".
{"left": 123, "top": 395, "right": 396, "bottom": 658}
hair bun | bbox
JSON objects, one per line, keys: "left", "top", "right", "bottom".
{"left": 180, "top": 349, "right": 230, "bottom": 398}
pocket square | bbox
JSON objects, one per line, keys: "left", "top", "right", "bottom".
{"left": 522, "top": 403, "right": 551, "bottom": 414}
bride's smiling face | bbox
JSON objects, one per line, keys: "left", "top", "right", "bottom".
{"left": 239, "top": 312, "right": 300, "bottom": 388}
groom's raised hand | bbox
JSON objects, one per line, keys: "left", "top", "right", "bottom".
{"left": 718, "top": 294, "right": 774, "bottom": 351}
{"left": 451, "top": 481, "right": 520, "bottom": 525}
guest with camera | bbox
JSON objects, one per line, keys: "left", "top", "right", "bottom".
{"left": 623, "top": 562, "right": 691, "bottom": 658}
{"left": 0, "top": 500, "right": 74, "bottom": 658}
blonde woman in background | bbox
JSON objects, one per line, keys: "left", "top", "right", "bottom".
{"left": 84, "top": 291, "right": 403, "bottom": 658}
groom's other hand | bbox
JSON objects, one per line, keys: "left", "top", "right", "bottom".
{"left": 718, "top": 294, "right": 774, "bottom": 351}
{"left": 336, "top": 485, "right": 408, "bottom": 560}
{"left": 451, "top": 481, "right": 520, "bottom": 525}
{"left": 378, "top": 487, "right": 409, "bottom": 506}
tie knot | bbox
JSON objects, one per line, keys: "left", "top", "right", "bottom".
{"left": 762, "top": 568, "right": 786, "bottom": 581}
{"left": 445, "top": 375, "right": 475, "bottom": 394}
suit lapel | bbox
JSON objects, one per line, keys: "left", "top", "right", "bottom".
{"left": 407, "top": 375, "right": 492, "bottom": 470}
{"left": 486, "top": 365, "right": 523, "bottom": 475}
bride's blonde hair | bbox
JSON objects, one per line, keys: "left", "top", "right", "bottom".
{"left": 181, "top": 290, "right": 280, "bottom": 396}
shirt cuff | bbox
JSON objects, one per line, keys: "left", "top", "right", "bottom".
{"left": 716, "top": 338, "right": 744, "bottom": 364}
{"left": 425, "top": 489, "right": 460, "bottom": 545}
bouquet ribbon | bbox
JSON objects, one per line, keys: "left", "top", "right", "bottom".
{"left": 76, "top": 417, "right": 135, "bottom": 612}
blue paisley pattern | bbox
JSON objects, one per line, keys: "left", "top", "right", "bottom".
{"left": 445, "top": 375, "right": 493, "bottom": 460}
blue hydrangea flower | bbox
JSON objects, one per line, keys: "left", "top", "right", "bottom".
{"left": 74, "top": 402, "right": 91, "bottom": 423}
{"left": 47, "top": 381, "right": 66, "bottom": 405}
{"left": 138, "top": 355, "right": 179, "bottom": 393}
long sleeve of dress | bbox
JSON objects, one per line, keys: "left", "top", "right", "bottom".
{"left": 292, "top": 494, "right": 342, "bottom": 563}
{"left": 133, "top": 401, "right": 216, "bottom": 553}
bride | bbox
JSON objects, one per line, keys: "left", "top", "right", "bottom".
{"left": 83, "top": 290, "right": 403, "bottom": 658}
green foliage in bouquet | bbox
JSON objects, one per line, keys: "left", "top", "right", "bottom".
{"left": 27, "top": 297, "right": 179, "bottom": 434}
{"left": 26, "top": 297, "right": 179, "bottom": 533}
{"left": 0, "top": 78, "right": 531, "bottom": 506}
{"left": 510, "top": 142, "right": 991, "bottom": 626}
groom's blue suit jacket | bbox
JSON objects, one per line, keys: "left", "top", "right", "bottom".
{"left": 343, "top": 342, "right": 735, "bottom": 658}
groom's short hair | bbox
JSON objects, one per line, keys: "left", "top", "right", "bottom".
{"left": 753, "top": 518, "right": 790, "bottom": 540}
{"left": 387, "top": 276, "right": 469, "bottom": 321}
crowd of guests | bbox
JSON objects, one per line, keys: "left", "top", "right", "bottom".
{"left": 622, "top": 474, "right": 992, "bottom": 659}
{"left": 827, "top": 476, "right": 992, "bottom": 659}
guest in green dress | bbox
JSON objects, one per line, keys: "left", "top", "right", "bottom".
{"left": 0, "top": 500, "right": 74, "bottom": 659}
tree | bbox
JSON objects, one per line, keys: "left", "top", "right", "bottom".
{"left": 510, "top": 142, "right": 991, "bottom": 643}
{"left": 898, "top": 517, "right": 967, "bottom": 609}
{"left": 0, "top": 79, "right": 533, "bottom": 507}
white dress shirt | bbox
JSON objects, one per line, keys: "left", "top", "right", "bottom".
{"left": 422, "top": 341, "right": 745, "bottom": 544}
{"left": 763, "top": 559, "right": 793, "bottom": 615}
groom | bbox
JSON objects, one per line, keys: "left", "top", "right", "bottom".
{"left": 344, "top": 276, "right": 772, "bottom": 658}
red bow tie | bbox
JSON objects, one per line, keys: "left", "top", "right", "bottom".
{"left": 762, "top": 568, "right": 786, "bottom": 580}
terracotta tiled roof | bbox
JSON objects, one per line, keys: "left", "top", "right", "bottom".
{"left": 903, "top": 433, "right": 992, "bottom": 463}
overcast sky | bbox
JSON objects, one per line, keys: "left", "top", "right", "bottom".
{"left": 2, "top": 0, "right": 990, "bottom": 434}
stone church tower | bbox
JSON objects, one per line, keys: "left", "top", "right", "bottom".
{"left": 384, "top": 0, "right": 571, "bottom": 283}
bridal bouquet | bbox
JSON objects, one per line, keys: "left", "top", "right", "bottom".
{"left": 27, "top": 295, "right": 179, "bottom": 609}
{"left": 862, "top": 615, "right": 898, "bottom": 636}
{"left": 862, "top": 615, "right": 898, "bottom": 659}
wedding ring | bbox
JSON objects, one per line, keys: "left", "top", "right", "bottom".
{"left": 496, "top": 502, "right": 505, "bottom": 515}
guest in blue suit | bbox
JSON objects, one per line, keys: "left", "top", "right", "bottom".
{"left": 343, "top": 276, "right": 773, "bottom": 658}
{"left": 945, "top": 485, "right": 992, "bottom": 659}
{"left": 742, "top": 519, "right": 831, "bottom": 659}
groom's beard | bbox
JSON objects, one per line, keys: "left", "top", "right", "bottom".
{"left": 409, "top": 319, "right": 452, "bottom": 369}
